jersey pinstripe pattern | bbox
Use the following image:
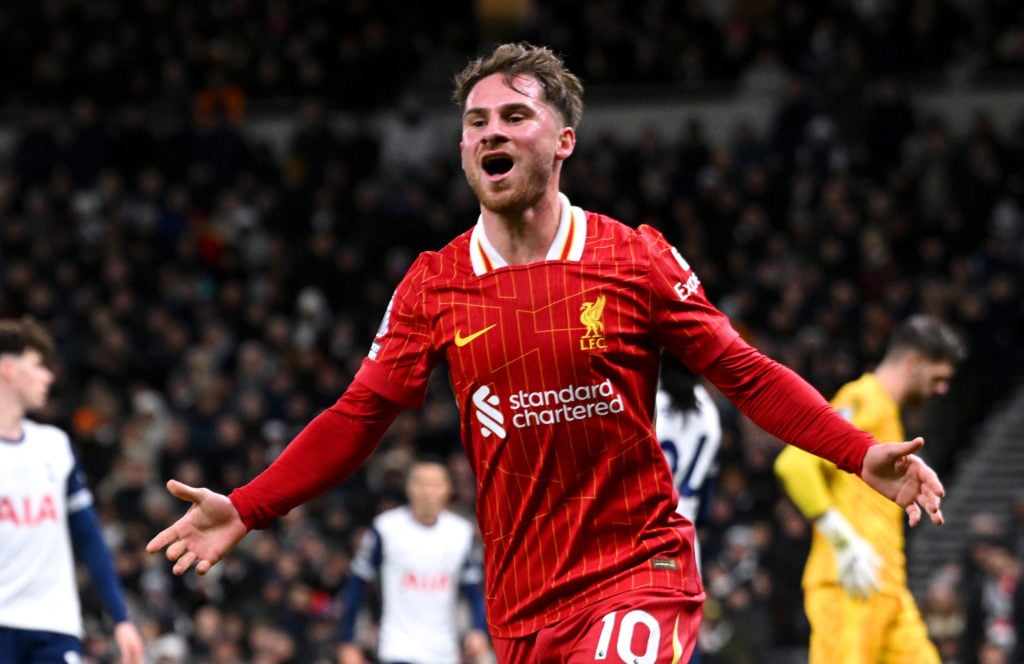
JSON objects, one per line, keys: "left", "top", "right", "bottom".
{"left": 356, "top": 194, "right": 739, "bottom": 637}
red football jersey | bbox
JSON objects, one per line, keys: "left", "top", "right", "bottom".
{"left": 355, "top": 194, "right": 738, "bottom": 637}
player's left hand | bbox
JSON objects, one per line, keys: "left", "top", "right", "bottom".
{"left": 860, "top": 437, "right": 944, "bottom": 526}
{"left": 113, "top": 621, "right": 145, "bottom": 664}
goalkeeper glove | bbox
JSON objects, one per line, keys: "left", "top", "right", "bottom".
{"left": 815, "top": 508, "right": 882, "bottom": 600}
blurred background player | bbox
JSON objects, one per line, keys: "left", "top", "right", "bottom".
{"left": 774, "top": 314, "right": 966, "bottom": 663}
{"left": 656, "top": 351, "right": 723, "bottom": 664}
{"left": 337, "top": 457, "right": 490, "bottom": 664}
{"left": 0, "top": 316, "right": 144, "bottom": 664}
{"left": 656, "top": 351, "right": 723, "bottom": 562}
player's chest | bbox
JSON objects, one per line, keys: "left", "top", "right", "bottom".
{"left": 381, "top": 532, "right": 466, "bottom": 577}
{"left": 0, "top": 447, "right": 69, "bottom": 527}
{"left": 0, "top": 444, "right": 69, "bottom": 489}
{"left": 438, "top": 265, "right": 654, "bottom": 369}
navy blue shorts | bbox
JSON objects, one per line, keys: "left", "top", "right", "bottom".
{"left": 0, "top": 626, "right": 82, "bottom": 664}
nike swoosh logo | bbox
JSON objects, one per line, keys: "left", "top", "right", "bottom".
{"left": 454, "top": 324, "right": 496, "bottom": 347}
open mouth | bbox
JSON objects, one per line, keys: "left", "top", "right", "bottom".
{"left": 483, "top": 156, "right": 514, "bottom": 176}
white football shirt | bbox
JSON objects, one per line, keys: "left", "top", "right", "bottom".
{"left": 655, "top": 383, "right": 722, "bottom": 525}
{"left": 350, "top": 505, "right": 481, "bottom": 664}
{"left": 0, "top": 419, "right": 93, "bottom": 637}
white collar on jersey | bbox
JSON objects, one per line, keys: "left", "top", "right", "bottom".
{"left": 469, "top": 192, "right": 588, "bottom": 275}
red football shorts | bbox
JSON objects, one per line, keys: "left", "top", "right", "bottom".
{"left": 491, "top": 586, "right": 703, "bottom": 664}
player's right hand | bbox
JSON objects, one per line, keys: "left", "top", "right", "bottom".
{"left": 113, "top": 621, "right": 145, "bottom": 664}
{"left": 145, "top": 480, "right": 248, "bottom": 575}
{"left": 815, "top": 508, "right": 882, "bottom": 600}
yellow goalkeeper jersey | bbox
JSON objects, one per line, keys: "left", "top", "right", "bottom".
{"left": 774, "top": 373, "right": 907, "bottom": 593}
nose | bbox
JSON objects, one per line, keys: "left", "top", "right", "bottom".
{"left": 480, "top": 119, "right": 508, "bottom": 145}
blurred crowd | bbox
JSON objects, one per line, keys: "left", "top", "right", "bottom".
{"left": 2, "top": 1, "right": 1024, "bottom": 663}
{"left": 2, "top": 0, "right": 1024, "bottom": 113}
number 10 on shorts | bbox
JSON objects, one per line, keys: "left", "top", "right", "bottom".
{"left": 595, "top": 609, "right": 677, "bottom": 664}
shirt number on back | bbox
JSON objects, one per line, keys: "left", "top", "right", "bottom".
{"left": 660, "top": 434, "right": 709, "bottom": 497}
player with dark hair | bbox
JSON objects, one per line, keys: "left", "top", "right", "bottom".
{"left": 149, "top": 43, "right": 946, "bottom": 663}
{"left": 656, "top": 352, "right": 722, "bottom": 558}
{"left": 0, "top": 317, "right": 144, "bottom": 664}
{"left": 775, "top": 314, "right": 966, "bottom": 663}
{"left": 656, "top": 352, "right": 722, "bottom": 664}
{"left": 337, "top": 458, "right": 489, "bottom": 663}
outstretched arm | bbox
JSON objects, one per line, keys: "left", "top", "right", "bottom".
{"left": 147, "top": 380, "right": 403, "bottom": 573}
{"left": 704, "top": 337, "right": 945, "bottom": 525}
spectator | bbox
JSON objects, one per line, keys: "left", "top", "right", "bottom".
{"left": 377, "top": 92, "right": 445, "bottom": 176}
{"left": 961, "top": 537, "right": 1023, "bottom": 664}
{"left": 921, "top": 563, "right": 968, "bottom": 663}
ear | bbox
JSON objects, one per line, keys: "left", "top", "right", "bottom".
{"left": 555, "top": 126, "right": 576, "bottom": 161}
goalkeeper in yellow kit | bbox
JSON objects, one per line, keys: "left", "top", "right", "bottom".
{"left": 774, "top": 315, "right": 965, "bottom": 664}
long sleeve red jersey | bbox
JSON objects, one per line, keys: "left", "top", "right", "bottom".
{"left": 230, "top": 194, "right": 875, "bottom": 638}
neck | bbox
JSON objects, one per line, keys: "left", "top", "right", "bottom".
{"left": 412, "top": 509, "right": 440, "bottom": 527}
{"left": 873, "top": 363, "right": 907, "bottom": 407}
{"left": 0, "top": 399, "right": 25, "bottom": 440}
{"left": 481, "top": 189, "right": 563, "bottom": 265}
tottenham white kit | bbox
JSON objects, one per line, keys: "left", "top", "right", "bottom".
{"left": 0, "top": 419, "right": 93, "bottom": 637}
{"left": 655, "top": 383, "right": 722, "bottom": 525}
{"left": 350, "top": 506, "right": 481, "bottom": 664}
